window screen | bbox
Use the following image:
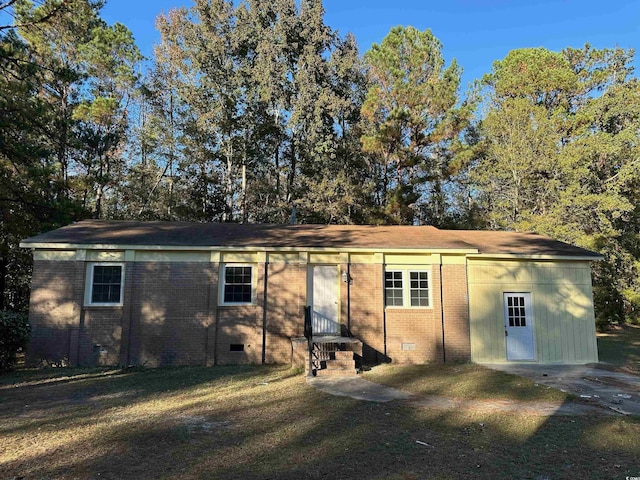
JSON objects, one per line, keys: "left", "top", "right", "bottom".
{"left": 409, "top": 271, "right": 429, "bottom": 307}
{"left": 224, "top": 266, "right": 253, "bottom": 303}
{"left": 91, "top": 265, "right": 122, "bottom": 304}
{"left": 385, "top": 271, "right": 404, "bottom": 306}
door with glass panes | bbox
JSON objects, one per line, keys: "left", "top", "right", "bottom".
{"left": 504, "top": 293, "right": 535, "bottom": 360}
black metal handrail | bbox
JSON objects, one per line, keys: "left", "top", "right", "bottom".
{"left": 304, "top": 306, "right": 314, "bottom": 376}
{"left": 304, "top": 305, "right": 312, "bottom": 341}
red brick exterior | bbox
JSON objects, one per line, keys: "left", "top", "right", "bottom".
{"left": 264, "top": 263, "right": 307, "bottom": 364}
{"left": 125, "top": 262, "right": 213, "bottom": 367}
{"left": 384, "top": 267, "right": 444, "bottom": 364}
{"left": 346, "top": 263, "right": 386, "bottom": 364}
{"left": 441, "top": 264, "right": 471, "bottom": 362}
{"left": 27, "top": 256, "right": 472, "bottom": 367}
{"left": 28, "top": 260, "right": 85, "bottom": 366}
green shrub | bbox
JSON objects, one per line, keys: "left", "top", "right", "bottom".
{"left": 0, "top": 311, "right": 30, "bottom": 371}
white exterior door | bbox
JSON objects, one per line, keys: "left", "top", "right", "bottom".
{"left": 504, "top": 293, "right": 535, "bottom": 361}
{"left": 311, "top": 265, "right": 340, "bottom": 335}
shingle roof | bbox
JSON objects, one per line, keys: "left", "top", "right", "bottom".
{"left": 20, "top": 220, "right": 601, "bottom": 258}
{"left": 448, "top": 230, "right": 601, "bottom": 257}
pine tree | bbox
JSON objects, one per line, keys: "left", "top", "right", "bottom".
{"left": 361, "top": 26, "right": 470, "bottom": 225}
{"left": 473, "top": 45, "right": 639, "bottom": 326}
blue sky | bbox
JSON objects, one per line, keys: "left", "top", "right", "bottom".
{"left": 101, "top": 0, "right": 639, "bottom": 89}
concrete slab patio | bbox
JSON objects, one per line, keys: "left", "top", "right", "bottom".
{"left": 306, "top": 376, "right": 413, "bottom": 402}
{"left": 485, "top": 364, "right": 640, "bottom": 416}
{"left": 307, "top": 363, "right": 640, "bottom": 417}
{"left": 306, "top": 374, "right": 609, "bottom": 416}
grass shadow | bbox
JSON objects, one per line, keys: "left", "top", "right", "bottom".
{"left": 597, "top": 324, "right": 640, "bottom": 373}
{"left": 1, "top": 365, "right": 639, "bottom": 480}
{"left": 362, "top": 363, "right": 572, "bottom": 403}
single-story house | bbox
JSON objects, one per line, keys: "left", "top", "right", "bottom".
{"left": 20, "top": 221, "right": 602, "bottom": 372}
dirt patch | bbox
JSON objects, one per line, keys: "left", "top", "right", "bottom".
{"left": 177, "top": 415, "right": 233, "bottom": 434}
{"left": 583, "top": 375, "right": 640, "bottom": 394}
{"left": 485, "top": 364, "right": 640, "bottom": 416}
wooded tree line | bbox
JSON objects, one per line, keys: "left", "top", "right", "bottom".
{"left": 2, "top": 0, "right": 639, "bottom": 328}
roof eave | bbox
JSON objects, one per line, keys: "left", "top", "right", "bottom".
{"left": 466, "top": 253, "right": 604, "bottom": 261}
{"left": 19, "top": 241, "right": 479, "bottom": 254}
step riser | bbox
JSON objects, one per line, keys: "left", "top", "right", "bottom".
{"left": 320, "top": 360, "right": 356, "bottom": 368}
{"left": 313, "top": 352, "right": 354, "bottom": 360}
{"left": 314, "top": 368, "right": 358, "bottom": 377}
{"left": 307, "top": 361, "right": 358, "bottom": 375}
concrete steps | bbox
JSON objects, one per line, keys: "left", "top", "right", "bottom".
{"left": 305, "top": 337, "right": 362, "bottom": 377}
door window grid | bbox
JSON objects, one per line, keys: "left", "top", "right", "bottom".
{"left": 507, "top": 295, "right": 526, "bottom": 327}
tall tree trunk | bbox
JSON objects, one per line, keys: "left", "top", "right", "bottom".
{"left": 94, "top": 164, "right": 103, "bottom": 219}
{"left": 241, "top": 131, "right": 247, "bottom": 223}
{"left": 0, "top": 232, "right": 7, "bottom": 311}
{"left": 58, "top": 86, "right": 70, "bottom": 196}
{"left": 224, "top": 141, "right": 233, "bottom": 222}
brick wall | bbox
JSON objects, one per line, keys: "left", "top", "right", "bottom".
{"left": 264, "top": 262, "right": 306, "bottom": 364}
{"left": 216, "top": 263, "right": 265, "bottom": 365}
{"left": 347, "top": 263, "right": 386, "bottom": 365}
{"left": 79, "top": 308, "right": 123, "bottom": 366}
{"left": 126, "top": 262, "right": 213, "bottom": 367}
{"left": 27, "top": 256, "right": 471, "bottom": 368}
{"left": 27, "top": 260, "right": 85, "bottom": 366}
{"left": 385, "top": 266, "right": 444, "bottom": 364}
{"left": 441, "top": 264, "right": 471, "bottom": 362}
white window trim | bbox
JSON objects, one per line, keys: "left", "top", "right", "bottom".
{"left": 408, "top": 270, "right": 431, "bottom": 308}
{"left": 219, "top": 264, "right": 255, "bottom": 306}
{"left": 84, "top": 262, "right": 125, "bottom": 307}
{"left": 384, "top": 267, "right": 432, "bottom": 309}
{"left": 384, "top": 270, "right": 405, "bottom": 308}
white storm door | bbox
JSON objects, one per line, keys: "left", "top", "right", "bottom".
{"left": 504, "top": 293, "right": 535, "bottom": 361}
{"left": 312, "top": 266, "right": 340, "bottom": 334}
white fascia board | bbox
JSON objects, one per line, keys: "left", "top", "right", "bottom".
{"left": 20, "top": 242, "right": 479, "bottom": 255}
{"left": 466, "top": 253, "right": 604, "bottom": 261}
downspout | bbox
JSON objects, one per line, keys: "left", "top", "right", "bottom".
{"left": 125, "top": 263, "right": 135, "bottom": 366}
{"left": 261, "top": 260, "right": 269, "bottom": 364}
{"left": 203, "top": 263, "right": 213, "bottom": 367}
{"left": 346, "top": 262, "right": 351, "bottom": 334}
{"left": 77, "top": 262, "right": 87, "bottom": 366}
{"left": 440, "top": 263, "right": 446, "bottom": 364}
{"left": 382, "top": 263, "right": 387, "bottom": 362}
{"left": 213, "top": 265, "right": 220, "bottom": 366}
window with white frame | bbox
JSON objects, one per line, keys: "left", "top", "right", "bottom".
{"left": 222, "top": 265, "right": 253, "bottom": 304}
{"left": 385, "top": 271, "right": 404, "bottom": 306}
{"left": 385, "top": 268, "right": 431, "bottom": 308}
{"left": 86, "top": 263, "right": 124, "bottom": 306}
{"left": 409, "top": 271, "right": 430, "bottom": 307}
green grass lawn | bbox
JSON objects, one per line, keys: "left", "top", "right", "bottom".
{"left": 598, "top": 324, "right": 640, "bottom": 373}
{"left": 1, "top": 364, "right": 639, "bottom": 480}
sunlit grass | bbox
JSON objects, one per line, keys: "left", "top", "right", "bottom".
{"left": 1, "top": 365, "right": 639, "bottom": 479}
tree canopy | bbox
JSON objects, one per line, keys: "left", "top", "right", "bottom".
{"left": 1, "top": 0, "right": 639, "bottom": 329}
